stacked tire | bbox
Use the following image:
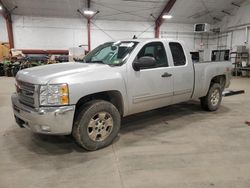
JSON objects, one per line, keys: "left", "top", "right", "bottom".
{"left": 0, "top": 63, "right": 4, "bottom": 76}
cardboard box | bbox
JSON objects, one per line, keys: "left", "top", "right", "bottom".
{"left": 0, "top": 42, "right": 10, "bottom": 60}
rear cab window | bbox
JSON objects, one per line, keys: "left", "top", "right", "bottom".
{"left": 169, "top": 42, "right": 186, "bottom": 66}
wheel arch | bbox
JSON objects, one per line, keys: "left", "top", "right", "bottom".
{"left": 210, "top": 75, "right": 226, "bottom": 90}
{"left": 74, "top": 90, "right": 124, "bottom": 118}
{"left": 198, "top": 74, "right": 226, "bottom": 99}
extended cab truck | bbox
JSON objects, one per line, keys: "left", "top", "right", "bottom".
{"left": 12, "top": 39, "right": 232, "bottom": 150}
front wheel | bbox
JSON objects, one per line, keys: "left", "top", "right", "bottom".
{"left": 72, "top": 100, "right": 121, "bottom": 151}
{"left": 200, "top": 83, "right": 222, "bottom": 111}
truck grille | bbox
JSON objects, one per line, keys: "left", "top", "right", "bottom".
{"left": 16, "top": 80, "right": 36, "bottom": 107}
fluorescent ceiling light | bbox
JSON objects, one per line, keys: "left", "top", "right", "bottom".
{"left": 0, "top": 5, "right": 3, "bottom": 10}
{"left": 83, "top": 10, "right": 96, "bottom": 15}
{"left": 162, "top": 15, "right": 173, "bottom": 19}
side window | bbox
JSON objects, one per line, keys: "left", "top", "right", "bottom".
{"left": 137, "top": 42, "right": 168, "bottom": 69}
{"left": 169, "top": 42, "right": 186, "bottom": 66}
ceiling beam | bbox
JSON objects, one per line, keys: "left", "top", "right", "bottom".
{"left": 87, "top": 0, "right": 92, "bottom": 51}
{"left": 154, "top": 0, "right": 176, "bottom": 38}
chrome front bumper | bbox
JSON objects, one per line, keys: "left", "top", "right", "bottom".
{"left": 11, "top": 93, "right": 75, "bottom": 135}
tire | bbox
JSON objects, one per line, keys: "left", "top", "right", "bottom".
{"left": 72, "top": 100, "right": 121, "bottom": 151}
{"left": 5, "top": 68, "right": 12, "bottom": 77}
{"left": 200, "top": 83, "right": 222, "bottom": 111}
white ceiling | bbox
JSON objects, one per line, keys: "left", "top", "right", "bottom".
{"left": 2, "top": 0, "right": 247, "bottom": 24}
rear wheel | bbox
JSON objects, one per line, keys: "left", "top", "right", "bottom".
{"left": 72, "top": 100, "right": 121, "bottom": 151}
{"left": 200, "top": 83, "right": 222, "bottom": 111}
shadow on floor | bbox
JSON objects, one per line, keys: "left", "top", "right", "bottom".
{"left": 3, "top": 101, "right": 230, "bottom": 157}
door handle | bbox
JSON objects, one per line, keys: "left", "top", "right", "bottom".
{"left": 161, "top": 72, "right": 172, "bottom": 78}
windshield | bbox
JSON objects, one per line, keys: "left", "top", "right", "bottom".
{"left": 82, "top": 41, "right": 138, "bottom": 65}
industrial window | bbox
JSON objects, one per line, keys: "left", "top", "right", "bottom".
{"left": 169, "top": 42, "right": 186, "bottom": 66}
{"left": 137, "top": 42, "right": 168, "bottom": 69}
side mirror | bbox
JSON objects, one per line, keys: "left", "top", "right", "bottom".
{"left": 133, "top": 56, "right": 156, "bottom": 71}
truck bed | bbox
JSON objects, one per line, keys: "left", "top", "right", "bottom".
{"left": 192, "top": 61, "right": 232, "bottom": 99}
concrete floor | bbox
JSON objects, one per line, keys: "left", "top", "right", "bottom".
{"left": 0, "top": 77, "right": 250, "bottom": 188}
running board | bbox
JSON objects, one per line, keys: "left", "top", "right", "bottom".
{"left": 223, "top": 90, "right": 245, "bottom": 97}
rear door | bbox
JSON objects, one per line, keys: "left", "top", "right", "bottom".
{"left": 127, "top": 41, "right": 174, "bottom": 115}
{"left": 168, "top": 42, "right": 194, "bottom": 103}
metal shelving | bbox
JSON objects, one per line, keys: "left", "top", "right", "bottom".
{"left": 230, "top": 52, "right": 249, "bottom": 76}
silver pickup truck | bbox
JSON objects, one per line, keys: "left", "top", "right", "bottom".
{"left": 12, "top": 39, "right": 232, "bottom": 150}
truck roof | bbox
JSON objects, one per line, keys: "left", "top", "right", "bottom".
{"left": 119, "top": 38, "right": 182, "bottom": 43}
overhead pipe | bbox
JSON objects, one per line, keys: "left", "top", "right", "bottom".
{"left": 227, "top": 22, "right": 250, "bottom": 30}
{"left": 154, "top": 0, "right": 176, "bottom": 38}
{"left": 18, "top": 49, "right": 69, "bottom": 55}
{"left": 230, "top": 31, "right": 234, "bottom": 49}
{"left": 245, "top": 26, "right": 249, "bottom": 44}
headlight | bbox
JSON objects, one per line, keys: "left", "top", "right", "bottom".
{"left": 39, "top": 84, "right": 69, "bottom": 106}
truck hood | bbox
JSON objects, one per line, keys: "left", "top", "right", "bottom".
{"left": 16, "top": 62, "right": 109, "bottom": 84}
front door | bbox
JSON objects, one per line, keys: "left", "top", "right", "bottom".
{"left": 127, "top": 41, "right": 174, "bottom": 115}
